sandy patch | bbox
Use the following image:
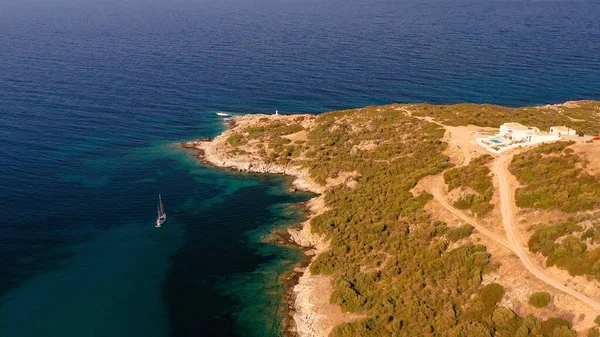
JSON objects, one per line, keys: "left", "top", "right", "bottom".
{"left": 283, "top": 130, "right": 309, "bottom": 143}
{"left": 292, "top": 272, "right": 365, "bottom": 337}
{"left": 571, "top": 142, "right": 600, "bottom": 176}
{"left": 442, "top": 125, "right": 497, "bottom": 165}
{"left": 325, "top": 171, "right": 360, "bottom": 188}
{"left": 288, "top": 194, "right": 362, "bottom": 337}
{"left": 349, "top": 140, "right": 378, "bottom": 154}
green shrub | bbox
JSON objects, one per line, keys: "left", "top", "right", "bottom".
{"left": 226, "top": 134, "right": 245, "bottom": 146}
{"left": 528, "top": 215, "right": 600, "bottom": 280}
{"left": 480, "top": 283, "right": 505, "bottom": 308}
{"left": 444, "top": 154, "right": 494, "bottom": 217}
{"left": 446, "top": 224, "right": 474, "bottom": 242}
{"left": 510, "top": 142, "right": 600, "bottom": 213}
{"left": 529, "top": 291, "right": 551, "bottom": 308}
{"left": 541, "top": 318, "right": 573, "bottom": 335}
{"left": 246, "top": 126, "right": 265, "bottom": 135}
{"left": 310, "top": 251, "right": 336, "bottom": 275}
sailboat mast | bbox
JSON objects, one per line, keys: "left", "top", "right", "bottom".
{"left": 158, "top": 195, "right": 164, "bottom": 214}
{"left": 155, "top": 194, "right": 165, "bottom": 227}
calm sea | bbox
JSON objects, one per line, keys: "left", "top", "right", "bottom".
{"left": 1, "top": 0, "right": 599, "bottom": 336}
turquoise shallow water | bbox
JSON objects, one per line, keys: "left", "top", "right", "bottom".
{"left": 1, "top": 0, "right": 599, "bottom": 336}
{"left": 0, "top": 136, "right": 312, "bottom": 337}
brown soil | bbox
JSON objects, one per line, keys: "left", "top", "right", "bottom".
{"left": 442, "top": 125, "right": 497, "bottom": 165}
{"left": 571, "top": 142, "right": 600, "bottom": 176}
{"left": 283, "top": 130, "right": 309, "bottom": 142}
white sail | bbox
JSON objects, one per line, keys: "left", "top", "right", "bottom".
{"left": 156, "top": 195, "right": 166, "bottom": 228}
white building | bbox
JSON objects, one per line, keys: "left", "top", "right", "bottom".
{"left": 499, "top": 123, "right": 540, "bottom": 141}
{"left": 549, "top": 126, "right": 576, "bottom": 136}
{"left": 477, "top": 122, "right": 561, "bottom": 154}
{"left": 525, "top": 132, "right": 561, "bottom": 143}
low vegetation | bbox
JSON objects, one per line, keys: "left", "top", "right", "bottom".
{"left": 409, "top": 101, "right": 600, "bottom": 135}
{"left": 444, "top": 154, "right": 494, "bottom": 217}
{"left": 509, "top": 142, "right": 600, "bottom": 212}
{"left": 229, "top": 119, "right": 307, "bottom": 165}
{"left": 227, "top": 134, "right": 245, "bottom": 146}
{"left": 529, "top": 292, "right": 551, "bottom": 308}
{"left": 446, "top": 224, "right": 475, "bottom": 242}
{"left": 217, "top": 103, "right": 600, "bottom": 336}
{"left": 528, "top": 214, "right": 600, "bottom": 280}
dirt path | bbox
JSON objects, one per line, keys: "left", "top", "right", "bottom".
{"left": 430, "top": 156, "right": 600, "bottom": 312}
{"left": 493, "top": 155, "right": 600, "bottom": 311}
{"left": 430, "top": 177, "right": 510, "bottom": 250}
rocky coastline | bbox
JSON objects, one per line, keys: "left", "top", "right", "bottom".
{"left": 181, "top": 114, "right": 336, "bottom": 337}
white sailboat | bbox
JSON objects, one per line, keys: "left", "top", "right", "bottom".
{"left": 216, "top": 112, "right": 231, "bottom": 117}
{"left": 156, "top": 195, "right": 166, "bottom": 228}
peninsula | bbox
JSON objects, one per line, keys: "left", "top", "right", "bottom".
{"left": 185, "top": 101, "right": 600, "bottom": 337}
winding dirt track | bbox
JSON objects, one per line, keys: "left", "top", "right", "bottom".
{"left": 431, "top": 155, "right": 600, "bottom": 312}
{"left": 431, "top": 178, "right": 511, "bottom": 250}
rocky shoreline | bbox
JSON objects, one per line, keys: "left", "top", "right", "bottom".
{"left": 181, "top": 114, "right": 335, "bottom": 337}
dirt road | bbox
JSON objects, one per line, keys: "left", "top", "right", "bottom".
{"left": 493, "top": 155, "right": 600, "bottom": 311}
{"left": 430, "top": 178, "right": 511, "bottom": 250}
{"left": 431, "top": 155, "right": 600, "bottom": 312}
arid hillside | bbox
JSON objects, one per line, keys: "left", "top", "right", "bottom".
{"left": 187, "top": 101, "right": 600, "bottom": 337}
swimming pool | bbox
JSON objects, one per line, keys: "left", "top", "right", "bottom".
{"left": 490, "top": 139, "right": 502, "bottom": 144}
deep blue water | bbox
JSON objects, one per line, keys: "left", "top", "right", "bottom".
{"left": 1, "top": 0, "right": 599, "bottom": 336}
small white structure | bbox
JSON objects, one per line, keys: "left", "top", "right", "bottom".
{"left": 550, "top": 126, "right": 576, "bottom": 136}
{"left": 526, "top": 132, "right": 561, "bottom": 143}
{"left": 477, "top": 122, "right": 561, "bottom": 154}
{"left": 499, "top": 123, "right": 540, "bottom": 141}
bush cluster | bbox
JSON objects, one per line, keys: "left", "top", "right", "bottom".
{"left": 233, "top": 120, "right": 306, "bottom": 165}
{"left": 444, "top": 155, "right": 494, "bottom": 217}
{"left": 528, "top": 214, "right": 600, "bottom": 280}
{"left": 446, "top": 224, "right": 474, "bottom": 242}
{"left": 509, "top": 142, "right": 600, "bottom": 212}
{"left": 529, "top": 292, "right": 551, "bottom": 308}
{"left": 226, "top": 134, "right": 245, "bottom": 146}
